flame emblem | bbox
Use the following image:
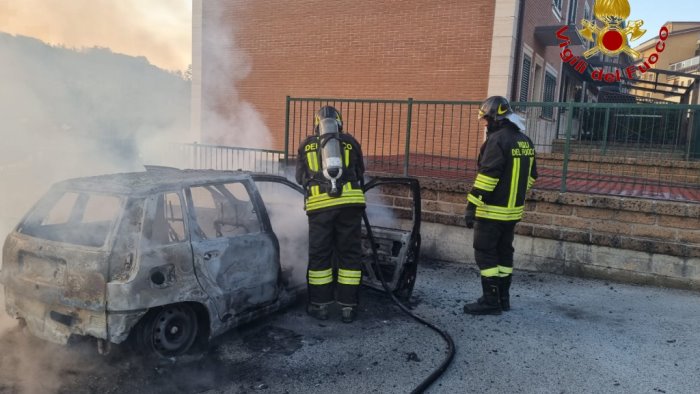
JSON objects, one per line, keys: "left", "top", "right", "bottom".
{"left": 577, "top": 0, "right": 646, "bottom": 59}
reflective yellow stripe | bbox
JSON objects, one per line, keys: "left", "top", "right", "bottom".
{"left": 306, "top": 189, "right": 366, "bottom": 211}
{"left": 343, "top": 182, "right": 352, "bottom": 192}
{"left": 508, "top": 158, "right": 520, "bottom": 208}
{"left": 480, "top": 267, "right": 500, "bottom": 277}
{"left": 311, "top": 185, "right": 320, "bottom": 196}
{"left": 467, "top": 193, "right": 484, "bottom": 207}
{"left": 476, "top": 173, "right": 498, "bottom": 185}
{"left": 309, "top": 276, "right": 333, "bottom": 285}
{"left": 307, "top": 151, "right": 319, "bottom": 172}
{"left": 474, "top": 173, "right": 498, "bottom": 191}
{"left": 338, "top": 268, "right": 362, "bottom": 285}
{"left": 527, "top": 158, "right": 535, "bottom": 190}
{"left": 308, "top": 268, "right": 333, "bottom": 285}
{"left": 308, "top": 268, "right": 332, "bottom": 278}
{"left": 338, "top": 269, "right": 361, "bottom": 278}
{"left": 498, "top": 266, "right": 513, "bottom": 276}
{"left": 338, "top": 277, "right": 361, "bottom": 285}
{"left": 475, "top": 204, "right": 524, "bottom": 221}
{"left": 344, "top": 147, "right": 350, "bottom": 166}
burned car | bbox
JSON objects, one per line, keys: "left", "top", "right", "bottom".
{"left": 1, "top": 168, "right": 420, "bottom": 358}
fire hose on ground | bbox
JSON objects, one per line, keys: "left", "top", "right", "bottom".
{"left": 362, "top": 211, "right": 455, "bottom": 394}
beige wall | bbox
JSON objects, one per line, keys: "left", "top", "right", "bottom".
{"left": 631, "top": 24, "right": 700, "bottom": 102}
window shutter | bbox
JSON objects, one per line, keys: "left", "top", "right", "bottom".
{"left": 542, "top": 72, "right": 557, "bottom": 119}
{"left": 519, "top": 55, "right": 532, "bottom": 103}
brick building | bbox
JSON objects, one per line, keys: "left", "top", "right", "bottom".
{"left": 192, "top": 1, "right": 697, "bottom": 148}
{"left": 192, "top": 0, "right": 604, "bottom": 150}
{"left": 188, "top": 1, "right": 700, "bottom": 291}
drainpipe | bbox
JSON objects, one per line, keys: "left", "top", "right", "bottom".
{"left": 510, "top": 0, "right": 526, "bottom": 102}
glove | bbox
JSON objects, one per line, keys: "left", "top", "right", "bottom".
{"left": 464, "top": 204, "right": 476, "bottom": 229}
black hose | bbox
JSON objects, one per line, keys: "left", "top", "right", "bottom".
{"left": 362, "top": 212, "right": 455, "bottom": 394}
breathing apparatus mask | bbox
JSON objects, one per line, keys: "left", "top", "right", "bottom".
{"left": 318, "top": 117, "right": 343, "bottom": 197}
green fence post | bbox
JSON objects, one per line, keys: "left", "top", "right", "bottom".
{"left": 284, "top": 96, "right": 291, "bottom": 170}
{"left": 601, "top": 107, "right": 610, "bottom": 155}
{"left": 561, "top": 102, "right": 574, "bottom": 193}
{"left": 691, "top": 109, "right": 700, "bottom": 160}
{"left": 403, "top": 98, "right": 414, "bottom": 176}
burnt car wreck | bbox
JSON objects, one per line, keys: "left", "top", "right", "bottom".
{"left": 1, "top": 168, "right": 420, "bottom": 358}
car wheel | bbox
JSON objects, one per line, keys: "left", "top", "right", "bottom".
{"left": 137, "top": 303, "right": 199, "bottom": 358}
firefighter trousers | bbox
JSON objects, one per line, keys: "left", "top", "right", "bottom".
{"left": 307, "top": 206, "right": 364, "bottom": 306}
{"left": 473, "top": 220, "right": 517, "bottom": 279}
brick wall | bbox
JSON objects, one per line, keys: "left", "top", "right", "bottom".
{"left": 520, "top": 0, "right": 570, "bottom": 68}
{"left": 368, "top": 174, "right": 700, "bottom": 290}
{"left": 201, "top": 0, "right": 496, "bottom": 150}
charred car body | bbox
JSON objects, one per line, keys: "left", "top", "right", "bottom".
{"left": 1, "top": 169, "right": 420, "bottom": 357}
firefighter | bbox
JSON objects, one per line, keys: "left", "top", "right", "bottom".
{"left": 295, "top": 105, "right": 366, "bottom": 323}
{"left": 463, "top": 96, "right": 537, "bottom": 315}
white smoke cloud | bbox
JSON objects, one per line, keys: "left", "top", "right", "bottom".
{"left": 0, "top": 31, "right": 190, "bottom": 392}
{"left": 195, "top": 1, "right": 272, "bottom": 148}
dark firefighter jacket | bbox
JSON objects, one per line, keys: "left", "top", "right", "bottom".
{"left": 295, "top": 132, "right": 366, "bottom": 214}
{"left": 467, "top": 122, "right": 538, "bottom": 221}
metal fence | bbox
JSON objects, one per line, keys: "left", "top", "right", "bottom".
{"left": 285, "top": 97, "right": 700, "bottom": 203}
{"left": 177, "top": 143, "right": 286, "bottom": 176}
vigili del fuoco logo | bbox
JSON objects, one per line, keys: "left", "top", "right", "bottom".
{"left": 556, "top": 0, "right": 669, "bottom": 83}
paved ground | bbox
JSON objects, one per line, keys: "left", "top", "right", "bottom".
{"left": 1, "top": 259, "right": 699, "bottom": 394}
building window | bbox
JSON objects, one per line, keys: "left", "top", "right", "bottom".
{"left": 583, "top": 2, "right": 592, "bottom": 21}
{"left": 583, "top": 2, "right": 593, "bottom": 49}
{"left": 567, "top": 0, "right": 578, "bottom": 25}
{"left": 519, "top": 54, "right": 532, "bottom": 102}
{"left": 553, "top": 0, "right": 563, "bottom": 18}
{"left": 542, "top": 72, "right": 557, "bottom": 119}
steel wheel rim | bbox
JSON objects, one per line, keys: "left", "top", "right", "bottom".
{"left": 152, "top": 306, "right": 196, "bottom": 355}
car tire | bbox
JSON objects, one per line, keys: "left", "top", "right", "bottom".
{"left": 136, "top": 303, "right": 199, "bottom": 358}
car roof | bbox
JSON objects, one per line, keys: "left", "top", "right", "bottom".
{"left": 52, "top": 168, "right": 255, "bottom": 196}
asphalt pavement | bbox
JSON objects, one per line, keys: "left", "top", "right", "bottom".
{"left": 1, "top": 259, "right": 699, "bottom": 394}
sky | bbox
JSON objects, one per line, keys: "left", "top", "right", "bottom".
{"left": 627, "top": 0, "right": 700, "bottom": 39}
{"left": 0, "top": 0, "right": 192, "bottom": 72}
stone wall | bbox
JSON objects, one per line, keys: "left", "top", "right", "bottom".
{"left": 367, "top": 175, "right": 700, "bottom": 291}
{"left": 539, "top": 151, "right": 700, "bottom": 184}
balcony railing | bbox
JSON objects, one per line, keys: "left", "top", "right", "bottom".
{"left": 669, "top": 55, "right": 700, "bottom": 73}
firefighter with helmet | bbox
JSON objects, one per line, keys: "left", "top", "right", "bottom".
{"left": 295, "top": 105, "right": 366, "bottom": 323}
{"left": 463, "top": 96, "right": 538, "bottom": 315}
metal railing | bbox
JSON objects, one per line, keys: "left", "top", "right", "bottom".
{"left": 177, "top": 143, "right": 285, "bottom": 175}
{"left": 285, "top": 97, "right": 700, "bottom": 203}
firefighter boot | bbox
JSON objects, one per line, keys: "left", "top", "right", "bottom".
{"left": 340, "top": 306, "right": 357, "bottom": 323}
{"left": 463, "top": 277, "right": 502, "bottom": 315}
{"left": 500, "top": 276, "right": 511, "bottom": 311}
{"left": 307, "top": 303, "right": 330, "bottom": 321}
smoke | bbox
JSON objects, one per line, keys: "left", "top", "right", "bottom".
{"left": 196, "top": 1, "right": 272, "bottom": 148}
{"left": 0, "top": 31, "right": 190, "bottom": 392}
{"left": 258, "top": 184, "right": 309, "bottom": 288}
{"left": 194, "top": 1, "right": 307, "bottom": 278}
